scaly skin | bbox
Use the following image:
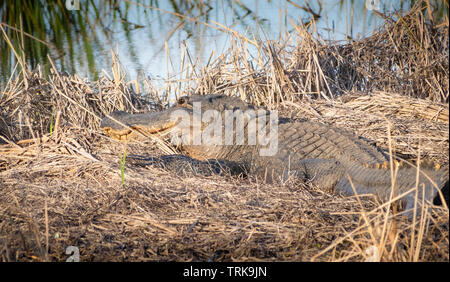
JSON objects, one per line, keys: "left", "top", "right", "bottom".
{"left": 101, "top": 94, "right": 449, "bottom": 216}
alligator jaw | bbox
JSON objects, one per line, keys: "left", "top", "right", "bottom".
{"left": 100, "top": 109, "right": 179, "bottom": 141}
{"left": 102, "top": 122, "right": 178, "bottom": 141}
{"left": 101, "top": 127, "right": 134, "bottom": 141}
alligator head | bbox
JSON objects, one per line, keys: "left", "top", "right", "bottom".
{"left": 100, "top": 94, "right": 271, "bottom": 160}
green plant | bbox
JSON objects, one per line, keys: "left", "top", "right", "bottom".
{"left": 121, "top": 146, "right": 127, "bottom": 187}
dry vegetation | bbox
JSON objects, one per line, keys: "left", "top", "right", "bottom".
{"left": 0, "top": 3, "right": 448, "bottom": 261}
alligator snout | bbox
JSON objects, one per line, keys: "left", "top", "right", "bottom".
{"left": 100, "top": 109, "right": 180, "bottom": 141}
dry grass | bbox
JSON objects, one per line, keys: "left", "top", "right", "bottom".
{"left": 0, "top": 1, "right": 448, "bottom": 261}
{"left": 148, "top": 2, "right": 448, "bottom": 106}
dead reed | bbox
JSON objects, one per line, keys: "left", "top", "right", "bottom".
{"left": 146, "top": 2, "right": 448, "bottom": 107}
{"left": 0, "top": 1, "right": 448, "bottom": 261}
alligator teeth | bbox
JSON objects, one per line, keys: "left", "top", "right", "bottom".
{"left": 102, "top": 127, "right": 133, "bottom": 141}
{"left": 132, "top": 121, "right": 178, "bottom": 137}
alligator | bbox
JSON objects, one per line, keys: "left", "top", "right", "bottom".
{"left": 101, "top": 94, "right": 449, "bottom": 217}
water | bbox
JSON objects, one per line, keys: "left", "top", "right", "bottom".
{"left": 70, "top": 0, "right": 409, "bottom": 83}
{"left": 0, "top": 0, "right": 425, "bottom": 87}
